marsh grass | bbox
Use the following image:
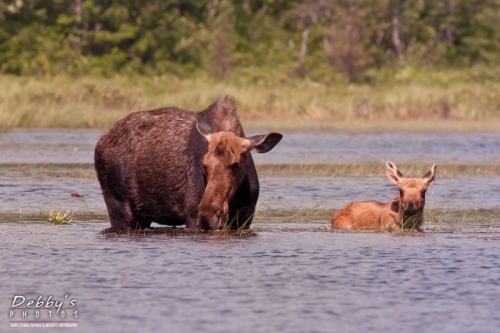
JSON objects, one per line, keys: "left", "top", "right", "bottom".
{"left": 394, "top": 227, "right": 421, "bottom": 234}
{"left": 4, "top": 207, "right": 497, "bottom": 235}
{"left": 282, "top": 204, "right": 331, "bottom": 223}
{"left": 5, "top": 163, "right": 496, "bottom": 179}
{"left": 48, "top": 210, "right": 73, "bottom": 225}
{"left": 0, "top": 211, "right": 106, "bottom": 223}
{"left": 424, "top": 207, "right": 500, "bottom": 232}
{"left": 256, "top": 164, "right": 500, "bottom": 177}
{"left": 0, "top": 163, "right": 97, "bottom": 179}
{"left": 0, "top": 163, "right": 500, "bottom": 179}
{"left": 255, "top": 207, "right": 332, "bottom": 224}
{"left": 101, "top": 210, "right": 256, "bottom": 238}
{"left": 253, "top": 207, "right": 499, "bottom": 233}
{"left": 4, "top": 163, "right": 500, "bottom": 182}
{"left": 101, "top": 225, "right": 256, "bottom": 238}
{"left": 1, "top": 75, "right": 500, "bottom": 130}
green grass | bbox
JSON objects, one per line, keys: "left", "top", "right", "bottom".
{"left": 2, "top": 207, "right": 497, "bottom": 234}
{"left": 1, "top": 75, "right": 500, "bottom": 130}
{"left": 257, "top": 164, "right": 500, "bottom": 177}
{"left": 424, "top": 207, "right": 499, "bottom": 232}
{"left": 101, "top": 225, "right": 256, "bottom": 238}
{"left": 2, "top": 163, "right": 500, "bottom": 179}
{"left": 253, "top": 207, "right": 500, "bottom": 233}
{"left": 48, "top": 210, "right": 74, "bottom": 225}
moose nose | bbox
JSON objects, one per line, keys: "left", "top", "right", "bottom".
{"left": 197, "top": 207, "right": 224, "bottom": 230}
{"left": 197, "top": 213, "right": 211, "bottom": 230}
{"left": 405, "top": 200, "right": 419, "bottom": 213}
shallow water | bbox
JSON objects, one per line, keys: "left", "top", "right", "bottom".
{"left": 1, "top": 129, "right": 500, "bottom": 332}
{"left": 1, "top": 222, "right": 500, "bottom": 333}
{"left": 0, "top": 174, "right": 498, "bottom": 226}
{"left": 1, "top": 129, "right": 500, "bottom": 164}
{"left": 0, "top": 129, "right": 100, "bottom": 164}
{"left": 0, "top": 129, "right": 499, "bottom": 217}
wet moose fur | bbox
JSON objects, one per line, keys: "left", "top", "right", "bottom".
{"left": 331, "top": 162, "right": 437, "bottom": 231}
{"left": 94, "top": 97, "right": 282, "bottom": 230}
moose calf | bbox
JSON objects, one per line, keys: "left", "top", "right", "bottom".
{"left": 331, "top": 161, "right": 437, "bottom": 231}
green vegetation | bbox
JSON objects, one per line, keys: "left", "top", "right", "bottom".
{"left": 383, "top": 223, "right": 397, "bottom": 233}
{"left": 257, "top": 164, "right": 500, "bottom": 177}
{"left": 48, "top": 210, "right": 74, "bottom": 225}
{"left": 425, "top": 207, "right": 499, "bottom": 232}
{"left": 3, "top": 207, "right": 497, "bottom": 233}
{"left": 3, "top": 163, "right": 500, "bottom": 179}
{"left": 1, "top": 1, "right": 500, "bottom": 81}
{"left": 0, "top": 75, "right": 500, "bottom": 129}
{"left": 101, "top": 225, "right": 256, "bottom": 237}
{"left": 0, "top": 1, "right": 499, "bottom": 129}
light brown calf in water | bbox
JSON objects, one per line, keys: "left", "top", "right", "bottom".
{"left": 331, "top": 161, "right": 437, "bottom": 231}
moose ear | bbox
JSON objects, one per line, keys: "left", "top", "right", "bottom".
{"left": 196, "top": 116, "right": 214, "bottom": 141}
{"left": 422, "top": 164, "right": 437, "bottom": 186}
{"left": 386, "top": 161, "right": 403, "bottom": 185}
{"left": 246, "top": 133, "right": 283, "bottom": 153}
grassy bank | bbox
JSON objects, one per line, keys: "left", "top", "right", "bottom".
{"left": 1, "top": 75, "right": 500, "bottom": 130}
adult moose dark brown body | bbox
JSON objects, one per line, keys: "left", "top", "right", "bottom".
{"left": 94, "top": 97, "right": 282, "bottom": 230}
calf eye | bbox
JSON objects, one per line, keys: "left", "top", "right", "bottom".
{"left": 230, "top": 162, "right": 240, "bottom": 170}
{"left": 421, "top": 189, "right": 427, "bottom": 196}
{"left": 399, "top": 189, "right": 404, "bottom": 197}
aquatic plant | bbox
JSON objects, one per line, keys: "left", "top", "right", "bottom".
{"left": 422, "top": 206, "right": 500, "bottom": 233}
{"left": 214, "top": 213, "right": 255, "bottom": 237}
{"left": 48, "top": 210, "right": 74, "bottom": 225}
{"left": 384, "top": 223, "right": 397, "bottom": 233}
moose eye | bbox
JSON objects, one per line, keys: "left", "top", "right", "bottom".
{"left": 421, "top": 189, "right": 427, "bottom": 196}
{"left": 399, "top": 189, "right": 404, "bottom": 197}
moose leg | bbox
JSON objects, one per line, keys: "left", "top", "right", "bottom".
{"left": 102, "top": 189, "right": 136, "bottom": 230}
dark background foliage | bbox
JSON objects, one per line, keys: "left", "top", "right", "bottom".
{"left": 0, "top": 0, "right": 499, "bottom": 82}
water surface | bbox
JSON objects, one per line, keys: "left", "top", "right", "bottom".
{"left": 1, "top": 129, "right": 499, "bottom": 332}
{"left": 1, "top": 222, "right": 499, "bottom": 333}
{"left": 1, "top": 129, "right": 500, "bottom": 164}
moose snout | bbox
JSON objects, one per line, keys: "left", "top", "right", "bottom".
{"left": 197, "top": 205, "right": 224, "bottom": 230}
{"left": 403, "top": 200, "right": 421, "bottom": 214}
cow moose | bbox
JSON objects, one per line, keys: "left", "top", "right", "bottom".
{"left": 331, "top": 161, "right": 437, "bottom": 231}
{"left": 94, "top": 97, "right": 283, "bottom": 231}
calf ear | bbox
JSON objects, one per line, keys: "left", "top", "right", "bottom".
{"left": 196, "top": 116, "right": 214, "bottom": 141}
{"left": 386, "top": 161, "right": 403, "bottom": 185}
{"left": 246, "top": 133, "right": 283, "bottom": 153}
{"left": 422, "top": 164, "right": 437, "bottom": 186}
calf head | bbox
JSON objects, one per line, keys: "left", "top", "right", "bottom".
{"left": 386, "top": 161, "right": 437, "bottom": 221}
{"left": 196, "top": 118, "right": 282, "bottom": 230}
